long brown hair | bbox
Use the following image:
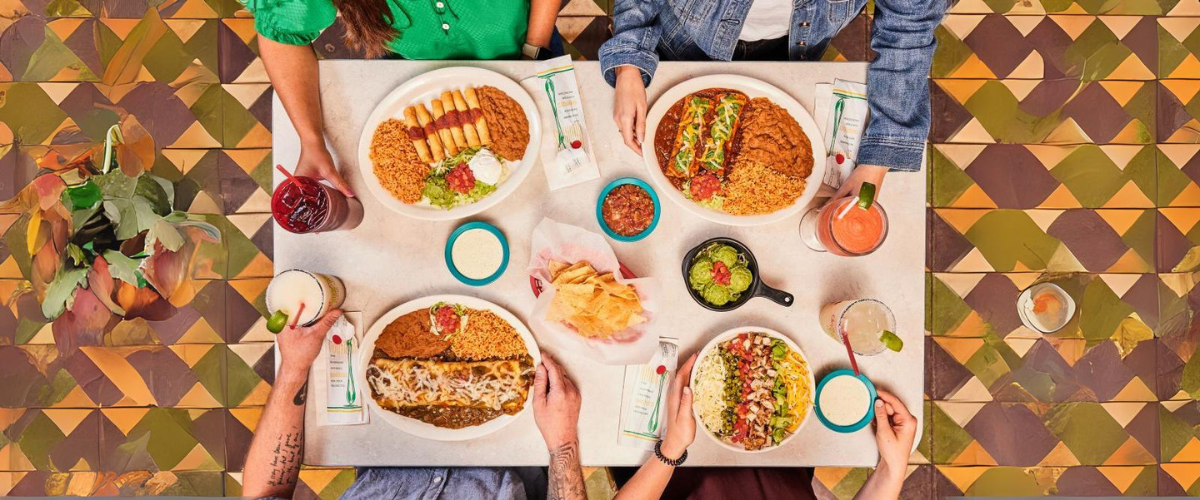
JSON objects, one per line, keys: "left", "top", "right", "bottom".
{"left": 333, "top": 0, "right": 399, "bottom": 58}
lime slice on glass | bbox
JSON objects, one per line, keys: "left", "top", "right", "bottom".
{"left": 880, "top": 330, "right": 903, "bottom": 352}
{"left": 856, "top": 182, "right": 877, "bottom": 211}
{"left": 267, "top": 310, "right": 290, "bottom": 334}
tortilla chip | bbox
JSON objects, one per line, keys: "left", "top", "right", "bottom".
{"left": 544, "top": 259, "right": 646, "bottom": 339}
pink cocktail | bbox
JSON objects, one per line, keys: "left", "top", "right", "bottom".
{"left": 271, "top": 176, "right": 363, "bottom": 233}
{"left": 800, "top": 196, "right": 888, "bottom": 256}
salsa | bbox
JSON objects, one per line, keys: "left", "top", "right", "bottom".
{"left": 602, "top": 184, "right": 655, "bottom": 237}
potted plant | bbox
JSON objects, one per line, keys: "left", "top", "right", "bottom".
{"left": 3, "top": 120, "right": 220, "bottom": 353}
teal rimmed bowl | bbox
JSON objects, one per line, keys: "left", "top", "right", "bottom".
{"left": 445, "top": 221, "right": 509, "bottom": 286}
{"left": 814, "top": 369, "right": 877, "bottom": 433}
{"left": 596, "top": 177, "right": 660, "bottom": 242}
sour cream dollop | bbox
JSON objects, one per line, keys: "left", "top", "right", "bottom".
{"left": 468, "top": 149, "right": 505, "bottom": 186}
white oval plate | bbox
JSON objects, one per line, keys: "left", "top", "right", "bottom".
{"left": 690, "top": 326, "right": 815, "bottom": 454}
{"left": 357, "top": 67, "right": 542, "bottom": 221}
{"left": 642, "top": 75, "right": 827, "bottom": 226}
{"left": 357, "top": 294, "right": 540, "bottom": 441}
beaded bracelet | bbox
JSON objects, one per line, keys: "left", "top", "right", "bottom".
{"left": 654, "top": 440, "right": 687, "bottom": 467}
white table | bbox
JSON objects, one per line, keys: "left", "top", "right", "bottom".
{"left": 274, "top": 60, "right": 925, "bottom": 467}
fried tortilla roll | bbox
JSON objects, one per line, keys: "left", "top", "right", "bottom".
{"left": 463, "top": 87, "right": 491, "bottom": 145}
{"left": 440, "top": 92, "right": 468, "bottom": 150}
{"left": 414, "top": 104, "right": 444, "bottom": 162}
{"left": 403, "top": 106, "right": 433, "bottom": 163}
{"left": 452, "top": 90, "right": 481, "bottom": 148}
{"left": 366, "top": 357, "right": 534, "bottom": 411}
{"left": 698, "top": 92, "right": 748, "bottom": 176}
{"left": 669, "top": 96, "right": 713, "bottom": 178}
{"left": 430, "top": 100, "right": 459, "bottom": 156}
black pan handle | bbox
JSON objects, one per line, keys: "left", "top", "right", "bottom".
{"left": 754, "top": 281, "right": 794, "bottom": 307}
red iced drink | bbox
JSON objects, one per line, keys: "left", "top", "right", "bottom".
{"left": 271, "top": 176, "right": 363, "bottom": 233}
{"left": 817, "top": 197, "right": 887, "bottom": 256}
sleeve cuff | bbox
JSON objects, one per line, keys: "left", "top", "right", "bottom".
{"left": 856, "top": 138, "right": 925, "bottom": 172}
{"left": 599, "top": 45, "right": 658, "bottom": 87}
{"left": 254, "top": 20, "right": 321, "bottom": 46}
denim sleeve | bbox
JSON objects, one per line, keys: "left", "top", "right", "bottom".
{"left": 858, "top": 0, "right": 945, "bottom": 172}
{"left": 599, "top": 0, "right": 663, "bottom": 88}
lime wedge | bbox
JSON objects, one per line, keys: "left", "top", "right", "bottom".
{"left": 880, "top": 330, "right": 903, "bottom": 352}
{"left": 857, "top": 182, "right": 877, "bottom": 211}
{"left": 267, "top": 310, "right": 289, "bottom": 334}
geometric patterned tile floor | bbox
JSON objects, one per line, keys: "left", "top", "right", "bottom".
{"left": 4, "top": 0, "right": 1200, "bottom": 497}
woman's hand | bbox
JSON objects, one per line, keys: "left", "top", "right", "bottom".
{"left": 277, "top": 309, "right": 342, "bottom": 376}
{"left": 533, "top": 353, "right": 582, "bottom": 451}
{"left": 833, "top": 164, "right": 888, "bottom": 201}
{"left": 613, "top": 66, "right": 648, "bottom": 155}
{"left": 296, "top": 141, "right": 355, "bottom": 197}
{"left": 661, "top": 353, "right": 697, "bottom": 459}
{"left": 873, "top": 389, "right": 916, "bottom": 481}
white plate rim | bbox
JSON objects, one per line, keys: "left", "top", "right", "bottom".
{"left": 689, "top": 326, "right": 816, "bottom": 454}
{"left": 357, "top": 294, "right": 541, "bottom": 441}
{"left": 641, "top": 74, "right": 828, "bottom": 226}
{"left": 356, "top": 66, "right": 542, "bottom": 221}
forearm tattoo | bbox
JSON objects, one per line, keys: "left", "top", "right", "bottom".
{"left": 267, "top": 432, "right": 303, "bottom": 487}
{"left": 548, "top": 441, "right": 586, "bottom": 500}
{"left": 293, "top": 381, "right": 308, "bottom": 406}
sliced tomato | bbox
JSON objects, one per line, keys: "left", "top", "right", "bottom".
{"left": 689, "top": 173, "right": 721, "bottom": 201}
{"left": 434, "top": 306, "right": 461, "bottom": 334}
{"left": 446, "top": 164, "right": 476, "bottom": 194}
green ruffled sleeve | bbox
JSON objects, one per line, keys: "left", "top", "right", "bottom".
{"left": 242, "top": 0, "right": 337, "bottom": 45}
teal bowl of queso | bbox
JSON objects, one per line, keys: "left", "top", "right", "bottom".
{"left": 596, "top": 177, "right": 660, "bottom": 242}
{"left": 814, "top": 370, "right": 877, "bottom": 433}
{"left": 445, "top": 221, "right": 509, "bottom": 286}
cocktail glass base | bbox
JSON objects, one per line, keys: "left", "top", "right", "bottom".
{"left": 798, "top": 205, "right": 827, "bottom": 252}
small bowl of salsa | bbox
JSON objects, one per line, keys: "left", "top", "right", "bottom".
{"left": 596, "top": 177, "right": 660, "bottom": 242}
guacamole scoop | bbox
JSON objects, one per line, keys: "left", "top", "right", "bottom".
{"left": 688, "top": 243, "right": 753, "bottom": 306}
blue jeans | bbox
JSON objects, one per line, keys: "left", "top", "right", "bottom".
{"left": 599, "top": 0, "right": 945, "bottom": 172}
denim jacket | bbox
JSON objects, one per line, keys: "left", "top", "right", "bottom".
{"left": 598, "top": 0, "right": 944, "bottom": 172}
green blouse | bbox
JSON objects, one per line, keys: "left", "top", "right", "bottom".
{"left": 244, "top": 0, "right": 530, "bottom": 60}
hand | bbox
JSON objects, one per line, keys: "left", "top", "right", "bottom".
{"left": 533, "top": 353, "right": 582, "bottom": 451}
{"left": 296, "top": 141, "right": 354, "bottom": 197}
{"left": 613, "top": 66, "right": 648, "bottom": 155}
{"left": 833, "top": 164, "right": 888, "bottom": 201}
{"left": 277, "top": 309, "right": 341, "bottom": 376}
{"left": 873, "top": 389, "right": 916, "bottom": 481}
{"left": 661, "top": 354, "right": 697, "bottom": 460}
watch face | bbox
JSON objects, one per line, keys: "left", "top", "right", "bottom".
{"left": 536, "top": 47, "right": 553, "bottom": 61}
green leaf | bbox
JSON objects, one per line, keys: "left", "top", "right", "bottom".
{"left": 135, "top": 175, "right": 171, "bottom": 215}
{"left": 66, "top": 243, "right": 86, "bottom": 266}
{"left": 102, "top": 250, "right": 142, "bottom": 285}
{"left": 132, "top": 197, "right": 161, "bottom": 233}
{"left": 880, "top": 330, "right": 904, "bottom": 352}
{"left": 148, "top": 219, "right": 184, "bottom": 252}
{"left": 41, "top": 267, "right": 89, "bottom": 319}
{"left": 67, "top": 181, "right": 102, "bottom": 209}
{"left": 103, "top": 199, "right": 139, "bottom": 240}
{"left": 94, "top": 168, "right": 137, "bottom": 199}
{"left": 71, "top": 204, "right": 101, "bottom": 235}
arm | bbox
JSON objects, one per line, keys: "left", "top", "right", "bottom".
{"left": 242, "top": 310, "right": 342, "bottom": 499}
{"left": 600, "top": 0, "right": 664, "bottom": 153}
{"left": 525, "top": 0, "right": 558, "bottom": 49}
{"left": 834, "top": 0, "right": 943, "bottom": 199}
{"left": 853, "top": 389, "right": 917, "bottom": 500}
{"left": 532, "top": 354, "right": 586, "bottom": 500}
{"left": 259, "top": 38, "right": 354, "bottom": 196}
{"left": 615, "top": 354, "right": 697, "bottom": 499}
{"left": 857, "top": 0, "right": 944, "bottom": 174}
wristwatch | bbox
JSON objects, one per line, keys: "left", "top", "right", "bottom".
{"left": 522, "top": 42, "right": 552, "bottom": 61}
{"left": 654, "top": 440, "right": 687, "bottom": 466}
